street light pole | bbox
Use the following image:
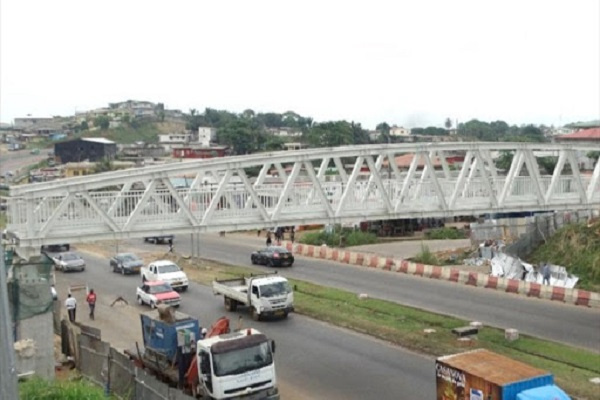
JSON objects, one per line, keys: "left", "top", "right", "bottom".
{"left": 0, "top": 246, "right": 19, "bottom": 399}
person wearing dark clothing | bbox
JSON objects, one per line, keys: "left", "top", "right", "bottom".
{"left": 266, "top": 232, "right": 272, "bottom": 247}
{"left": 86, "top": 289, "right": 97, "bottom": 320}
{"left": 290, "top": 227, "right": 295, "bottom": 243}
{"left": 168, "top": 238, "right": 174, "bottom": 253}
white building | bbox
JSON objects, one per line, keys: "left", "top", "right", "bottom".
{"left": 267, "top": 128, "right": 302, "bottom": 137}
{"left": 390, "top": 126, "right": 411, "bottom": 137}
{"left": 158, "top": 133, "right": 191, "bottom": 151}
{"left": 198, "top": 127, "right": 217, "bottom": 147}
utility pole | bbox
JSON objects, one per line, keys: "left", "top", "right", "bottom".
{"left": 0, "top": 246, "right": 19, "bottom": 399}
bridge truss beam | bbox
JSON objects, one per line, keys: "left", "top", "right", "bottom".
{"left": 6, "top": 142, "right": 599, "bottom": 248}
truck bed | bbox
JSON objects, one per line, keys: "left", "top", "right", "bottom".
{"left": 212, "top": 279, "right": 249, "bottom": 305}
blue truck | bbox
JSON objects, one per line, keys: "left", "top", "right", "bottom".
{"left": 436, "top": 349, "right": 570, "bottom": 400}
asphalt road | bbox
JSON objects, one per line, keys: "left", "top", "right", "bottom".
{"left": 54, "top": 250, "right": 435, "bottom": 400}
{"left": 154, "top": 233, "right": 600, "bottom": 352}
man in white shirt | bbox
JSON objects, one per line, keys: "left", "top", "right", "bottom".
{"left": 65, "top": 293, "right": 77, "bottom": 322}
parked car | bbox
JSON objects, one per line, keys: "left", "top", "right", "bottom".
{"left": 136, "top": 281, "right": 180, "bottom": 308}
{"left": 42, "top": 243, "right": 70, "bottom": 252}
{"left": 251, "top": 246, "right": 294, "bottom": 267}
{"left": 143, "top": 235, "right": 174, "bottom": 244}
{"left": 110, "top": 252, "right": 143, "bottom": 275}
{"left": 52, "top": 252, "right": 85, "bottom": 272}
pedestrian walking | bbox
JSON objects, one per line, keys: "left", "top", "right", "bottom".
{"left": 65, "top": 293, "right": 77, "bottom": 322}
{"left": 86, "top": 289, "right": 97, "bottom": 320}
{"left": 168, "top": 238, "right": 174, "bottom": 253}
{"left": 542, "top": 263, "right": 551, "bottom": 285}
{"left": 290, "top": 227, "right": 295, "bottom": 243}
{"left": 266, "top": 232, "right": 272, "bottom": 247}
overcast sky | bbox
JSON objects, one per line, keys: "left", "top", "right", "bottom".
{"left": 1, "top": 0, "right": 599, "bottom": 129}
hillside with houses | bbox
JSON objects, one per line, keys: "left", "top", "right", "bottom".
{"left": 0, "top": 100, "right": 598, "bottom": 185}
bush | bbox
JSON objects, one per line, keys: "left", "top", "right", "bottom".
{"left": 424, "top": 227, "right": 466, "bottom": 240}
{"left": 412, "top": 244, "right": 439, "bottom": 265}
{"left": 19, "top": 377, "right": 113, "bottom": 400}
{"left": 300, "top": 228, "right": 377, "bottom": 247}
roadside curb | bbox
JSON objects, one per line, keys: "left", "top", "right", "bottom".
{"left": 286, "top": 242, "right": 600, "bottom": 309}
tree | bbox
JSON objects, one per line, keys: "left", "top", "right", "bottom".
{"left": 217, "top": 118, "right": 264, "bottom": 154}
{"left": 587, "top": 151, "right": 600, "bottom": 163}
{"left": 376, "top": 122, "right": 391, "bottom": 143}
{"left": 93, "top": 115, "right": 110, "bottom": 130}
{"left": 444, "top": 118, "right": 452, "bottom": 129}
{"left": 495, "top": 151, "right": 514, "bottom": 171}
{"left": 305, "top": 121, "right": 354, "bottom": 147}
{"left": 80, "top": 121, "right": 89, "bottom": 131}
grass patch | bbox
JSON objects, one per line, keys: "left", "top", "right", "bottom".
{"left": 412, "top": 244, "right": 440, "bottom": 265}
{"left": 528, "top": 221, "right": 600, "bottom": 292}
{"left": 19, "top": 376, "right": 118, "bottom": 399}
{"left": 300, "top": 228, "right": 377, "bottom": 247}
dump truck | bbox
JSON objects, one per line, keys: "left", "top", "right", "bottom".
{"left": 212, "top": 272, "right": 294, "bottom": 321}
{"left": 127, "top": 306, "right": 279, "bottom": 399}
{"left": 435, "top": 349, "right": 570, "bottom": 400}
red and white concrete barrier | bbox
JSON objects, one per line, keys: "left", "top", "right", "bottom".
{"left": 285, "top": 241, "right": 600, "bottom": 308}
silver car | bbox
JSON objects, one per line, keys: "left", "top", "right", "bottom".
{"left": 54, "top": 252, "right": 86, "bottom": 272}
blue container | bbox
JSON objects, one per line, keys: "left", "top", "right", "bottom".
{"left": 501, "top": 374, "right": 554, "bottom": 400}
{"left": 140, "top": 311, "right": 200, "bottom": 360}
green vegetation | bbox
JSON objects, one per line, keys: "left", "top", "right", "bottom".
{"left": 0, "top": 212, "right": 6, "bottom": 229}
{"left": 528, "top": 220, "right": 600, "bottom": 292}
{"left": 19, "top": 376, "right": 117, "bottom": 400}
{"left": 424, "top": 227, "right": 466, "bottom": 240}
{"left": 412, "top": 244, "right": 440, "bottom": 265}
{"left": 167, "top": 254, "right": 599, "bottom": 400}
{"left": 94, "top": 121, "right": 161, "bottom": 144}
{"left": 299, "top": 228, "right": 377, "bottom": 247}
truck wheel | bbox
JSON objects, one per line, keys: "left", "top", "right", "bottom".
{"left": 137, "top": 296, "right": 143, "bottom": 306}
{"left": 151, "top": 301, "right": 157, "bottom": 309}
{"left": 251, "top": 307, "right": 261, "bottom": 321}
{"left": 181, "top": 286, "right": 188, "bottom": 292}
{"left": 142, "top": 275, "right": 146, "bottom": 282}
{"left": 224, "top": 297, "right": 237, "bottom": 312}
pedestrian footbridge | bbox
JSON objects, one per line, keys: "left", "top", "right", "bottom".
{"left": 5, "top": 142, "right": 599, "bottom": 249}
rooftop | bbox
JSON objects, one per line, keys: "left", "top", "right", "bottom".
{"left": 558, "top": 128, "right": 600, "bottom": 140}
{"left": 82, "top": 137, "right": 116, "bottom": 145}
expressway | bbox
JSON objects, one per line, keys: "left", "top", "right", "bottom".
{"left": 54, "top": 250, "right": 435, "bottom": 400}
{"left": 151, "top": 233, "right": 600, "bottom": 352}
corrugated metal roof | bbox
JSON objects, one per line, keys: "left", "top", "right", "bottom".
{"left": 559, "top": 128, "right": 600, "bottom": 140}
{"left": 82, "top": 137, "right": 116, "bottom": 144}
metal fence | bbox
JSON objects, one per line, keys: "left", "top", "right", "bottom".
{"left": 470, "top": 210, "right": 595, "bottom": 258}
{"left": 504, "top": 210, "right": 593, "bottom": 258}
{"left": 62, "top": 320, "right": 194, "bottom": 400}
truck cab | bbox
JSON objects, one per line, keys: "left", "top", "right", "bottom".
{"left": 141, "top": 260, "right": 189, "bottom": 292}
{"left": 196, "top": 328, "right": 279, "bottom": 399}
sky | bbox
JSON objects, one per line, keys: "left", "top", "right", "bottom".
{"left": 1, "top": 0, "right": 599, "bottom": 130}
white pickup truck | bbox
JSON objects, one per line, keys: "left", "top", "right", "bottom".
{"left": 212, "top": 273, "right": 294, "bottom": 321}
{"left": 141, "top": 260, "right": 189, "bottom": 292}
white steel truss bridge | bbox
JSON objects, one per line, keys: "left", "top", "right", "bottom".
{"left": 5, "top": 142, "right": 600, "bottom": 249}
